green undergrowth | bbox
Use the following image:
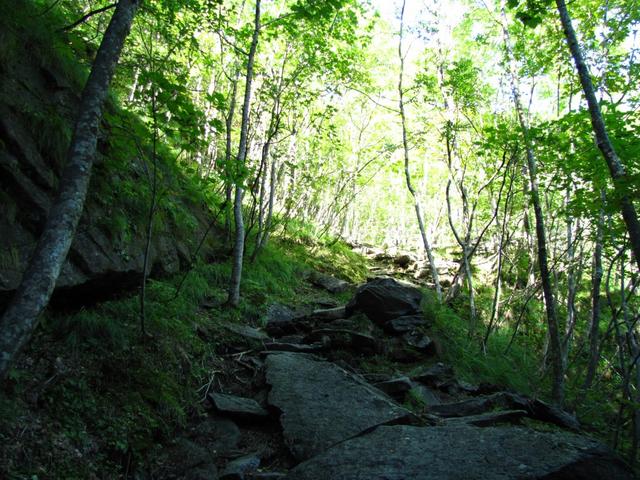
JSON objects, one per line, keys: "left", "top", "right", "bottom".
{"left": 0, "top": 236, "right": 366, "bottom": 479}
{"left": 282, "top": 222, "right": 370, "bottom": 284}
{"left": 1, "top": 0, "right": 219, "bottom": 263}
{"left": 424, "top": 290, "right": 543, "bottom": 398}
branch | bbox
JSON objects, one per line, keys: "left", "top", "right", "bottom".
{"left": 60, "top": 3, "right": 117, "bottom": 32}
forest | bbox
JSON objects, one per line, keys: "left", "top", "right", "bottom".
{"left": 0, "top": 0, "right": 639, "bottom": 478}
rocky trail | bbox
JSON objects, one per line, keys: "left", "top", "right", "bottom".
{"left": 157, "top": 252, "right": 635, "bottom": 479}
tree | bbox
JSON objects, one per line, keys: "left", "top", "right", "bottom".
{"left": 555, "top": 0, "right": 640, "bottom": 273}
{"left": 228, "top": 0, "right": 261, "bottom": 307}
{"left": 0, "top": 0, "right": 139, "bottom": 380}
{"left": 398, "top": 0, "right": 442, "bottom": 301}
{"left": 500, "top": 1, "right": 565, "bottom": 405}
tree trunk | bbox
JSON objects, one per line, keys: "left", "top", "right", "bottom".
{"left": 562, "top": 186, "right": 578, "bottom": 369}
{"left": 555, "top": 0, "right": 640, "bottom": 272}
{"left": 255, "top": 155, "right": 278, "bottom": 257}
{"left": 140, "top": 88, "right": 159, "bottom": 336}
{"left": 583, "top": 189, "right": 605, "bottom": 390}
{"left": 228, "top": 0, "right": 261, "bottom": 307}
{"left": 0, "top": 0, "right": 139, "bottom": 380}
{"left": 224, "top": 74, "right": 240, "bottom": 245}
{"left": 501, "top": 2, "right": 564, "bottom": 405}
{"left": 483, "top": 168, "right": 515, "bottom": 350}
{"left": 398, "top": 0, "right": 442, "bottom": 301}
{"left": 252, "top": 96, "right": 281, "bottom": 261}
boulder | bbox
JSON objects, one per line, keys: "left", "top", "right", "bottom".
{"left": 191, "top": 418, "right": 241, "bottom": 456}
{"left": 0, "top": 95, "right": 215, "bottom": 307}
{"left": 383, "top": 315, "right": 426, "bottom": 334}
{"left": 225, "top": 323, "right": 270, "bottom": 342}
{"left": 393, "top": 253, "right": 414, "bottom": 268}
{"left": 429, "top": 392, "right": 580, "bottom": 431}
{"left": 408, "top": 384, "right": 441, "bottom": 407}
{"left": 263, "top": 304, "right": 305, "bottom": 336}
{"left": 374, "top": 377, "right": 414, "bottom": 398}
{"left": 402, "top": 331, "right": 434, "bottom": 352}
{"left": 309, "top": 271, "right": 350, "bottom": 294}
{"left": 159, "top": 438, "right": 218, "bottom": 480}
{"left": 442, "top": 409, "right": 527, "bottom": 427}
{"left": 303, "top": 329, "right": 381, "bottom": 354}
{"left": 265, "top": 352, "right": 414, "bottom": 461}
{"left": 221, "top": 453, "right": 261, "bottom": 480}
{"left": 346, "top": 277, "right": 423, "bottom": 325}
{"left": 286, "top": 425, "right": 634, "bottom": 480}
{"left": 387, "top": 337, "right": 424, "bottom": 363}
{"left": 208, "top": 392, "right": 269, "bottom": 419}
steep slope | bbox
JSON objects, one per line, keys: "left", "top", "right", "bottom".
{"left": 0, "top": 5, "right": 219, "bottom": 307}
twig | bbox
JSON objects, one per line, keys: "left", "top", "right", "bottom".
{"left": 60, "top": 3, "right": 117, "bottom": 32}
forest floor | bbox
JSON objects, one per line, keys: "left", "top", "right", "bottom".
{"left": 144, "top": 251, "right": 631, "bottom": 480}
{"left": 0, "top": 244, "right": 634, "bottom": 479}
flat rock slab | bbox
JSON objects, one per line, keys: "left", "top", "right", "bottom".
{"left": 383, "top": 314, "right": 426, "bottom": 334}
{"left": 442, "top": 409, "right": 527, "bottom": 427}
{"left": 264, "top": 303, "right": 304, "bottom": 336}
{"left": 303, "top": 329, "right": 381, "bottom": 354}
{"left": 221, "top": 453, "right": 261, "bottom": 479}
{"left": 305, "top": 306, "right": 347, "bottom": 322}
{"left": 346, "top": 277, "right": 422, "bottom": 324}
{"left": 286, "top": 425, "right": 634, "bottom": 480}
{"left": 309, "top": 272, "right": 350, "bottom": 293}
{"left": 209, "top": 392, "right": 269, "bottom": 419}
{"left": 429, "top": 392, "right": 580, "bottom": 431}
{"left": 263, "top": 342, "right": 326, "bottom": 354}
{"left": 225, "top": 323, "right": 270, "bottom": 342}
{"left": 411, "top": 363, "right": 455, "bottom": 386}
{"left": 374, "top": 377, "right": 414, "bottom": 397}
{"left": 265, "top": 352, "right": 413, "bottom": 461}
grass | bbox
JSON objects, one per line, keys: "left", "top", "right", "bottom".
{"left": 0, "top": 228, "right": 367, "bottom": 478}
{"left": 424, "top": 289, "right": 544, "bottom": 398}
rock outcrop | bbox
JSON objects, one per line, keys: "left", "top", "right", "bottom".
{"left": 346, "top": 277, "right": 423, "bottom": 324}
{"left": 286, "top": 425, "right": 633, "bottom": 480}
{"left": 156, "top": 256, "right": 632, "bottom": 479}
{"left": 265, "top": 352, "right": 414, "bottom": 461}
{"left": 0, "top": 48, "right": 217, "bottom": 306}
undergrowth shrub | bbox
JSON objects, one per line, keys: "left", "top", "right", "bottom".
{"left": 424, "top": 289, "right": 543, "bottom": 397}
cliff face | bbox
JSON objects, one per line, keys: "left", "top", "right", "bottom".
{"left": 0, "top": 20, "right": 217, "bottom": 306}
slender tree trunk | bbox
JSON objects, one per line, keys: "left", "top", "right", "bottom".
{"left": 446, "top": 182, "right": 476, "bottom": 331}
{"left": 501, "top": 2, "right": 564, "bottom": 405}
{"left": 555, "top": 0, "right": 640, "bottom": 272}
{"left": 255, "top": 156, "right": 278, "bottom": 256}
{"left": 224, "top": 74, "right": 240, "bottom": 245}
{"left": 619, "top": 255, "right": 640, "bottom": 464}
{"left": 140, "top": 89, "right": 159, "bottom": 336}
{"left": 252, "top": 99, "right": 281, "bottom": 261}
{"left": 583, "top": 189, "right": 605, "bottom": 390}
{"left": 484, "top": 169, "right": 515, "bottom": 350}
{"left": 398, "top": 0, "right": 442, "bottom": 301}
{"left": 228, "top": 0, "right": 261, "bottom": 307}
{"left": 562, "top": 186, "right": 578, "bottom": 368}
{"left": 0, "top": 0, "right": 139, "bottom": 380}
